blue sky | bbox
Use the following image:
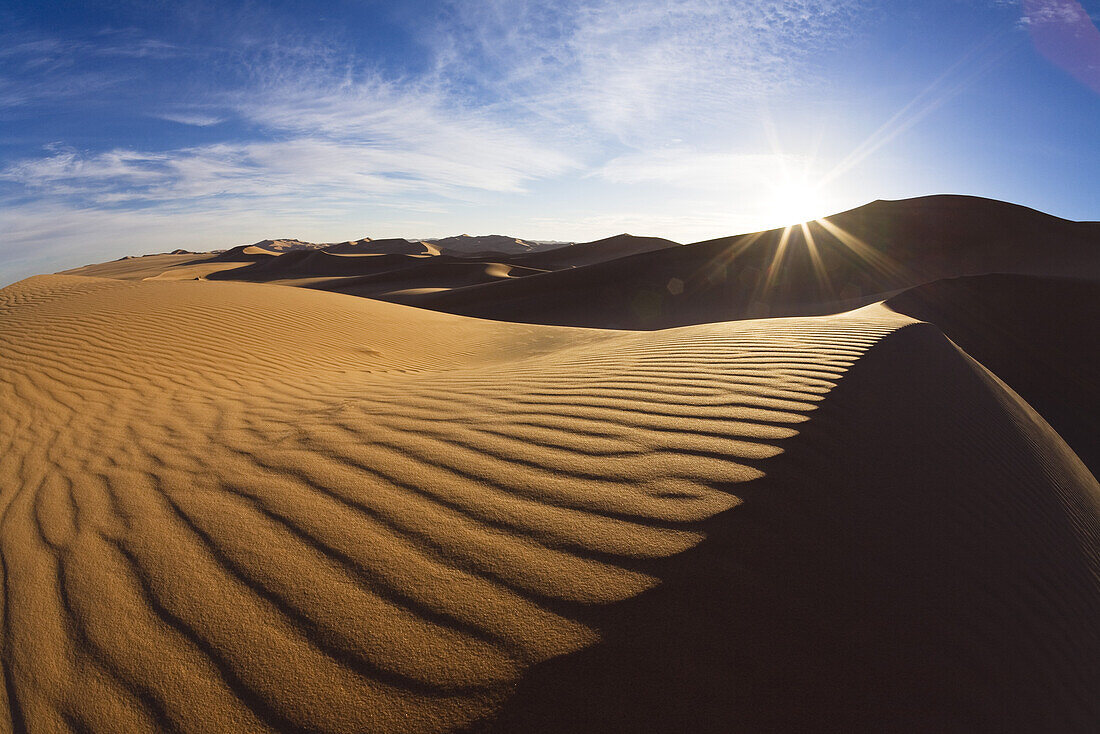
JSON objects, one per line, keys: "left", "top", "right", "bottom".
{"left": 2, "top": 0, "right": 1099, "bottom": 285}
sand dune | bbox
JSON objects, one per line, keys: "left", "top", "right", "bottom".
{"left": 64, "top": 253, "right": 263, "bottom": 282}
{"left": 200, "top": 252, "right": 548, "bottom": 301}
{"left": 420, "top": 235, "right": 545, "bottom": 257}
{"left": 324, "top": 239, "right": 433, "bottom": 256}
{"left": 413, "top": 195, "right": 1100, "bottom": 328}
{"left": 209, "top": 246, "right": 283, "bottom": 263}
{"left": 1, "top": 272, "right": 1097, "bottom": 732}
{"left": 888, "top": 273, "right": 1100, "bottom": 476}
{"left": 66, "top": 196, "right": 1100, "bottom": 329}
{"left": 507, "top": 234, "right": 681, "bottom": 269}
{"left": 492, "top": 319, "right": 1100, "bottom": 732}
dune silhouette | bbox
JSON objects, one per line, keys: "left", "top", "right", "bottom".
{"left": 411, "top": 196, "right": 1100, "bottom": 328}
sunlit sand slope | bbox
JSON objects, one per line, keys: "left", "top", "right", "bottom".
{"left": 1, "top": 276, "right": 1097, "bottom": 732}
{"left": 0, "top": 275, "right": 907, "bottom": 732}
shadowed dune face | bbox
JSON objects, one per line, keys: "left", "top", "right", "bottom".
{"left": 0, "top": 275, "right": 912, "bottom": 733}
{"left": 506, "top": 234, "right": 681, "bottom": 270}
{"left": 487, "top": 322, "right": 1100, "bottom": 733}
{"left": 887, "top": 274, "right": 1100, "bottom": 476}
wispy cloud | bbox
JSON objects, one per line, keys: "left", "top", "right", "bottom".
{"left": 2, "top": 137, "right": 572, "bottom": 207}
{"left": 153, "top": 111, "right": 225, "bottom": 127}
{"left": 1019, "top": 0, "right": 1093, "bottom": 25}
{"left": 433, "top": 0, "right": 867, "bottom": 144}
{"left": 595, "top": 148, "right": 809, "bottom": 189}
{"left": 2, "top": 71, "right": 576, "bottom": 210}
{"left": 1019, "top": 0, "right": 1100, "bottom": 93}
{"left": 0, "top": 30, "right": 186, "bottom": 109}
{"left": 3, "top": 0, "right": 865, "bottom": 203}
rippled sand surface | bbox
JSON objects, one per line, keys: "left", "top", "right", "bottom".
{"left": 1, "top": 274, "right": 1097, "bottom": 732}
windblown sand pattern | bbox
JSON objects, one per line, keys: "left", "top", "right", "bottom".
{"left": 0, "top": 275, "right": 910, "bottom": 732}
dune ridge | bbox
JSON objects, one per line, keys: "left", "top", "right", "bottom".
{"left": 887, "top": 273, "right": 1100, "bottom": 475}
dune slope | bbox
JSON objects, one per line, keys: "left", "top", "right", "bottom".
{"left": 0, "top": 275, "right": 1096, "bottom": 732}
{"left": 888, "top": 273, "right": 1100, "bottom": 476}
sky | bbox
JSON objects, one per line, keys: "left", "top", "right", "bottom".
{"left": 1, "top": 0, "right": 1099, "bottom": 285}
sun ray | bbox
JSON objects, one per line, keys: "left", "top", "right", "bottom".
{"left": 799, "top": 221, "right": 833, "bottom": 298}
{"left": 814, "top": 217, "right": 908, "bottom": 284}
{"left": 757, "top": 225, "right": 793, "bottom": 301}
{"left": 819, "top": 31, "right": 1012, "bottom": 187}
{"left": 698, "top": 230, "right": 765, "bottom": 288}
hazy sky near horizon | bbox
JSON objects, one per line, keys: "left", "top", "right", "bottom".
{"left": 2, "top": 0, "right": 1099, "bottom": 285}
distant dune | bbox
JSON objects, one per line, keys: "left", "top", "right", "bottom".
{"left": 420, "top": 234, "right": 549, "bottom": 257}
{"left": 4, "top": 194, "right": 1098, "bottom": 731}
{"left": 324, "top": 238, "right": 435, "bottom": 256}
{"left": 508, "top": 233, "right": 681, "bottom": 269}
{"left": 412, "top": 196, "right": 1100, "bottom": 328}
{"left": 205, "top": 235, "right": 546, "bottom": 262}
{"left": 137, "top": 195, "right": 1100, "bottom": 331}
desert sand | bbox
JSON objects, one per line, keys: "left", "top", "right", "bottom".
{"left": 2, "top": 195, "right": 1099, "bottom": 732}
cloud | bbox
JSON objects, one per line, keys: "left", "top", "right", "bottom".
{"left": 595, "top": 148, "right": 809, "bottom": 189}
{"left": 2, "top": 79, "right": 575, "bottom": 208}
{"left": 153, "top": 111, "right": 225, "bottom": 127}
{"left": 0, "top": 29, "right": 192, "bottom": 114}
{"left": 1019, "top": 0, "right": 1092, "bottom": 24}
{"left": 1020, "top": 0, "right": 1100, "bottom": 93}
{"left": 235, "top": 75, "right": 577, "bottom": 188}
{"left": 433, "top": 0, "right": 867, "bottom": 145}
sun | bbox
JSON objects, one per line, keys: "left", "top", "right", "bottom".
{"left": 765, "top": 178, "right": 829, "bottom": 228}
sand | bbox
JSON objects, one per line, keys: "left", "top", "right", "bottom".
{"left": 887, "top": 273, "right": 1100, "bottom": 476}
{"left": 1, "top": 269, "right": 1098, "bottom": 732}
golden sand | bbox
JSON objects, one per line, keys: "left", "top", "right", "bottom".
{"left": 0, "top": 273, "right": 1096, "bottom": 732}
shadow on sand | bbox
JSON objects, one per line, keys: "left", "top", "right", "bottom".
{"left": 482, "top": 323, "right": 1100, "bottom": 733}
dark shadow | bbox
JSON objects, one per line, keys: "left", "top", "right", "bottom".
{"left": 888, "top": 274, "right": 1100, "bottom": 477}
{"left": 478, "top": 324, "right": 1100, "bottom": 733}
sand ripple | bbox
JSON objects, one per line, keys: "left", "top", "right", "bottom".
{"left": 0, "top": 275, "right": 909, "bottom": 732}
